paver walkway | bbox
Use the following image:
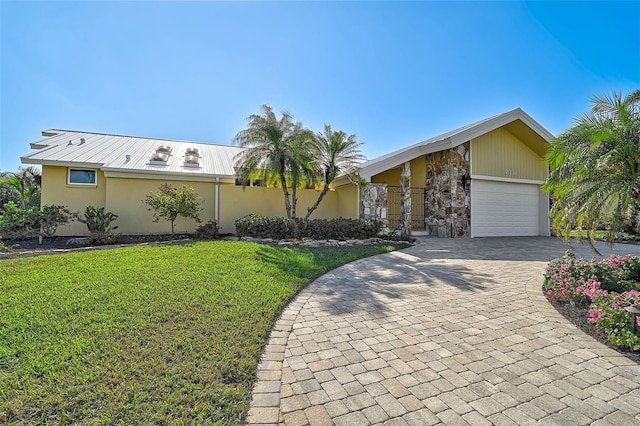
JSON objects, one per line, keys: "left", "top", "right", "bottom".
{"left": 247, "top": 237, "right": 640, "bottom": 425}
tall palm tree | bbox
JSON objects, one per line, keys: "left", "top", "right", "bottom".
{"left": 234, "top": 104, "right": 314, "bottom": 219}
{"left": 543, "top": 90, "right": 640, "bottom": 248}
{"left": 304, "top": 124, "right": 365, "bottom": 220}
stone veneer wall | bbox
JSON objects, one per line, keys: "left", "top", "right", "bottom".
{"left": 360, "top": 183, "right": 388, "bottom": 225}
{"left": 425, "top": 141, "right": 471, "bottom": 238}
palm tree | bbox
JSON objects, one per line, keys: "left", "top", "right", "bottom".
{"left": 304, "top": 124, "right": 365, "bottom": 220}
{"left": 234, "top": 104, "right": 314, "bottom": 219}
{"left": 0, "top": 166, "right": 41, "bottom": 209}
{"left": 543, "top": 90, "right": 640, "bottom": 248}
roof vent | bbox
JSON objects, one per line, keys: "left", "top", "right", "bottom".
{"left": 125, "top": 154, "right": 131, "bottom": 162}
{"left": 186, "top": 147, "right": 199, "bottom": 155}
{"left": 80, "top": 138, "right": 86, "bottom": 145}
{"left": 156, "top": 145, "right": 172, "bottom": 153}
{"left": 68, "top": 140, "right": 73, "bottom": 146}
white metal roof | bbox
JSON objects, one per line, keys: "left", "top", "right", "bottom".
{"left": 358, "top": 108, "right": 554, "bottom": 181}
{"left": 21, "top": 129, "right": 244, "bottom": 178}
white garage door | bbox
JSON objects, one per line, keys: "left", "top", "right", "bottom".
{"left": 471, "top": 180, "right": 540, "bottom": 237}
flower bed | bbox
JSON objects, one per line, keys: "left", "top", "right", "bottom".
{"left": 543, "top": 251, "right": 640, "bottom": 352}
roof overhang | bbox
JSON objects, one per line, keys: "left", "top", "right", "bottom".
{"left": 358, "top": 108, "right": 554, "bottom": 182}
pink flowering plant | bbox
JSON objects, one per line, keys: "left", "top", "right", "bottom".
{"left": 588, "top": 290, "right": 640, "bottom": 350}
{"left": 543, "top": 251, "right": 590, "bottom": 305}
{"left": 544, "top": 250, "right": 640, "bottom": 350}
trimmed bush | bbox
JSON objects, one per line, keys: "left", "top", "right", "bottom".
{"left": 234, "top": 214, "right": 382, "bottom": 240}
{"left": 194, "top": 220, "right": 219, "bottom": 240}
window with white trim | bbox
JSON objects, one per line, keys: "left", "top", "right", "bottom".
{"left": 68, "top": 169, "right": 97, "bottom": 185}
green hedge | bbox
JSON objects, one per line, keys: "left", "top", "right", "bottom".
{"left": 234, "top": 214, "right": 383, "bottom": 240}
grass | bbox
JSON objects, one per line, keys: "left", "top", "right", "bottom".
{"left": 568, "top": 230, "right": 640, "bottom": 242}
{"left": 0, "top": 240, "right": 401, "bottom": 424}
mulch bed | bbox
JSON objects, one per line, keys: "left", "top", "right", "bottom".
{"left": 547, "top": 297, "right": 640, "bottom": 364}
{"left": 0, "top": 234, "right": 223, "bottom": 257}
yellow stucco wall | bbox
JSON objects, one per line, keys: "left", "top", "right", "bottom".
{"left": 371, "top": 156, "right": 426, "bottom": 187}
{"left": 218, "top": 185, "right": 358, "bottom": 233}
{"left": 41, "top": 165, "right": 107, "bottom": 235}
{"left": 41, "top": 165, "right": 359, "bottom": 236}
{"left": 471, "top": 128, "right": 545, "bottom": 180}
{"left": 334, "top": 183, "right": 359, "bottom": 219}
{"left": 105, "top": 178, "right": 216, "bottom": 235}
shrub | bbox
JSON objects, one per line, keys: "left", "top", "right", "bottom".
{"left": 0, "top": 202, "right": 40, "bottom": 238}
{"left": 544, "top": 251, "right": 640, "bottom": 304}
{"left": 0, "top": 202, "right": 73, "bottom": 239}
{"left": 39, "top": 205, "right": 73, "bottom": 237}
{"left": 235, "top": 214, "right": 296, "bottom": 239}
{"left": 76, "top": 206, "right": 119, "bottom": 234}
{"left": 380, "top": 231, "right": 417, "bottom": 243}
{"left": 234, "top": 214, "right": 383, "bottom": 240}
{"left": 544, "top": 251, "right": 640, "bottom": 350}
{"left": 588, "top": 289, "right": 640, "bottom": 350}
{"left": 194, "top": 220, "right": 219, "bottom": 240}
{"left": 144, "top": 184, "right": 202, "bottom": 238}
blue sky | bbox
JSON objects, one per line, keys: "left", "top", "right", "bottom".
{"left": 1, "top": 1, "right": 638, "bottom": 172}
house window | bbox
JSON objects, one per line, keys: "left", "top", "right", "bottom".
{"left": 68, "top": 169, "right": 97, "bottom": 185}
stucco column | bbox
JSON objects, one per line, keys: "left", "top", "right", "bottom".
{"left": 399, "top": 161, "right": 411, "bottom": 235}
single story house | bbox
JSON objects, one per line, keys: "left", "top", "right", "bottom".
{"left": 20, "top": 107, "right": 552, "bottom": 238}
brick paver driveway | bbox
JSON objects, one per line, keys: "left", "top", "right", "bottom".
{"left": 247, "top": 237, "right": 640, "bottom": 425}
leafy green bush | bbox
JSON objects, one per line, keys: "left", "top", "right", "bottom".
{"left": 234, "top": 214, "right": 383, "bottom": 240}
{"left": 144, "top": 184, "right": 202, "bottom": 237}
{"left": 0, "top": 202, "right": 73, "bottom": 238}
{"left": 76, "top": 206, "right": 119, "bottom": 233}
{"left": 589, "top": 289, "right": 640, "bottom": 350}
{"left": 234, "top": 214, "right": 296, "bottom": 239}
{"left": 380, "top": 231, "right": 417, "bottom": 243}
{"left": 39, "top": 205, "right": 73, "bottom": 237}
{"left": 194, "top": 220, "right": 219, "bottom": 240}
{"left": 0, "top": 202, "right": 40, "bottom": 238}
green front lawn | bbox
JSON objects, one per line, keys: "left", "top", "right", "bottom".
{"left": 0, "top": 241, "right": 399, "bottom": 424}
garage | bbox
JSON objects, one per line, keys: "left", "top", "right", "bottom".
{"left": 471, "top": 179, "right": 541, "bottom": 237}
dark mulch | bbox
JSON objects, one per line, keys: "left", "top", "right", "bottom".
{"left": 548, "top": 297, "right": 640, "bottom": 364}
{"left": 0, "top": 234, "right": 226, "bottom": 255}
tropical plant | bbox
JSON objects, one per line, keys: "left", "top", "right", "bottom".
{"left": 39, "top": 205, "right": 73, "bottom": 237}
{"left": 0, "top": 167, "right": 41, "bottom": 209}
{"left": 0, "top": 202, "right": 71, "bottom": 238}
{"left": 0, "top": 202, "right": 40, "bottom": 238}
{"left": 144, "top": 184, "right": 202, "bottom": 237}
{"left": 304, "top": 124, "right": 365, "bottom": 220}
{"left": 234, "top": 104, "right": 314, "bottom": 219}
{"left": 75, "top": 206, "right": 119, "bottom": 244}
{"left": 543, "top": 90, "right": 640, "bottom": 249}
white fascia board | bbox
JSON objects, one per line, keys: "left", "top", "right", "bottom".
{"left": 449, "top": 108, "right": 554, "bottom": 147}
{"left": 102, "top": 168, "right": 235, "bottom": 183}
{"left": 514, "top": 108, "right": 555, "bottom": 141}
{"left": 20, "top": 158, "right": 104, "bottom": 168}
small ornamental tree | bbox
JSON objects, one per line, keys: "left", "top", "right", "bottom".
{"left": 144, "top": 184, "right": 202, "bottom": 238}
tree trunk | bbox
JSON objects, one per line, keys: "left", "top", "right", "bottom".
{"left": 291, "top": 185, "right": 298, "bottom": 219}
{"left": 279, "top": 172, "right": 292, "bottom": 219}
{"left": 170, "top": 220, "right": 175, "bottom": 239}
{"left": 305, "top": 185, "right": 330, "bottom": 220}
